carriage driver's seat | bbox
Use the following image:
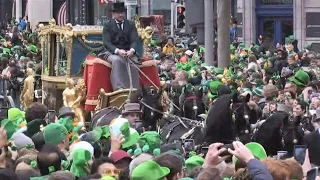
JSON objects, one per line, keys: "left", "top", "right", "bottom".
{"left": 95, "top": 88, "right": 137, "bottom": 111}
{"left": 84, "top": 56, "right": 160, "bottom": 111}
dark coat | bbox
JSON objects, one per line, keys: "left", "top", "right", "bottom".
{"left": 304, "top": 130, "right": 320, "bottom": 166}
{"left": 102, "top": 19, "right": 138, "bottom": 53}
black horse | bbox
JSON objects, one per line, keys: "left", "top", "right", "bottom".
{"left": 253, "top": 111, "right": 303, "bottom": 156}
{"left": 140, "top": 86, "right": 163, "bottom": 131}
{"left": 205, "top": 93, "right": 257, "bottom": 145}
{"left": 160, "top": 116, "right": 205, "bottom": 147}
{"left": 165, "top": 84, "right": 182, "bottom": 116}
{"left": 89, "top": 107, "right": 121, "bottom": 130}
{"left": 179, "top": 86, "right": 206, "bottom": 120}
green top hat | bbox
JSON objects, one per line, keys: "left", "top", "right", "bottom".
{"left": 70, "top": 149, "right": 92, "bottom": 178}
{"left": 289, "top": 70, "right": 310, "bottom": 87}
{"left": 120, "top": 122, "right": 140, "bottom": 149}
{"left": 208, "top": 81, "right": 223, "bottom": 99}
{"left": 131, "top": 160, "right": 170, "bottom": 180}
{"left": 233, "top": 142, "right": 267, "bottom": 164}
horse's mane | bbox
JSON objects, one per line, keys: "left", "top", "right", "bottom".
{"left": 205, "top": 94, "right": 234, "bottom": 143}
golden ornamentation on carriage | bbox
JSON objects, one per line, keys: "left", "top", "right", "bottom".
{"left": 39, "top": 18, "right": 161, "bottom": 112}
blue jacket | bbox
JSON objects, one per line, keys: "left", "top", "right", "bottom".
{"left": 247, "top": 159, "right": 273, "bottom": 180}
{"left": 230, "top": 27, "right": 237, "bottom": 43}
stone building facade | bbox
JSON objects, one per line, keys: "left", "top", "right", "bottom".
{"left": 237, "top": 0, "right": 320, "bottom": 50}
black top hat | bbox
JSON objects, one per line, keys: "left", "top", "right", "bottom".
{"left": 112, "top": 2, "right": 126, "bottom": 12}
{"left": 58, "top": 107, "right": 75, "bottom": 119}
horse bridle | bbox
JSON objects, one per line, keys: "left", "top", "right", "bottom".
{"left": 182, "top": 95, "right": 199, "bottom": 119}
{"left": 230, "top": 100, "right": 251, "bottom": 141}
{"left": 280, "top": 117, "right": 298, "bottom": 147}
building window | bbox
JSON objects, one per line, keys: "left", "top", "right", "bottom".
{"left": 93, "top": 2, "right": 111, "bottom": 25}
{"left": 258, "top": 0, "right": 293, "bottom": 6}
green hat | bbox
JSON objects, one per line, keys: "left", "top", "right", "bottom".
{"left": 58, "top": 117, "right": 74, "bottom": 132}
{"left": 28, "top": 45, "right": 38, "bottom": 54}
{"left": 233, "top": 142, "right": 267, "bottom": 164}
{"left": 91, "top": 125, "right": 110, "bottom": 141}
{"left": 238, "top": 43, "right": 245, "bottom": 48}
{"left": 70, "top": 149, "right": 91, "bottom": 178}
{"left": 289, "top": 35, "right": 294, "bottom": 41}
{"left": 131, "top": 160, "right": 170, "bottom": 180}
{"left": 100, "top": 126, "right": 109, "bottom": 139}
{"left": 289, "top": 70, "right": 310, "bottom": 87}
{"left": 120, "top": 122, "right": 140, "bottom": 149}
{"left": 101, "top": 176, "right": 117, "bottom": 180}
{"left": 230, "top": 44, "right": 235, "bottom": 51}
{"left": 181, "top": 178, "right": 194, "bottom": 180}
{"left": 252, "top": 87, "right": 263, "bottom": 97}
{"left": 306, "top": 44, "right": 311, "bottom": 50}
{"left": 19, "top": 56, "right": 26, "bottom": 60}
{"left": 1, "top": 119, "right": 18, "bottom": 140}
{"left": 110, "top": 118, "right": 140, "bottom": 148}
{"left": 8, "top": 108, "right": 25, "bottom": 124}
{"left": 139, "top": 131, "right": 162, "bottom": 153}
{"left": 28, "top": 33, "right": 34, "bottom": 39}
{"left": 2, "top": 48, "right": 10, "bottom": 55}
{"left": 43, "top": 123, "right": 68, "bottom": 145}
{"left": 212, "top": 67, "right": 224, "bottom": 75}
{"left": 208, "top": 81, "right": 223, "bottom": 99}
{"left": 185, "top": 156, "right": 204, "bottom": 175}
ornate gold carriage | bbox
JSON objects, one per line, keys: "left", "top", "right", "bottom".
{"left": 39, "top": 18, "right": 161, "bottom": 112}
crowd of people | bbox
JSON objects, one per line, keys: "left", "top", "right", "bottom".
{"left": 1, "top": 3, "right": 320, "bottom": 180}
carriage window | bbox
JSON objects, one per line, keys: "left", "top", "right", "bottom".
{"left": 57, "top": 37, "right": 67, "bottom": 76}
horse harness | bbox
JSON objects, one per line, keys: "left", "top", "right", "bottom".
{"left": 280, "top": 117, "right": 298, "bottom": 147}
{"left": 229, "top": 99, "right": 251, "bottom": 141}
{"left": 182, "top": 95, "right": 199, "bottom": 119}
{"left": 162, "top": 116, "right": 205, "bottom": 142}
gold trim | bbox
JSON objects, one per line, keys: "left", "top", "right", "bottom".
{"left": 41, "top": 75, "right": 66, "bottom": 83}
{"left": 96, "top": 88, "right": 137, "bottom": 111}
{"left": 56, "top": 34, "right": 60, "bottom": 75}
{"left": 38, "top": 20, "right": 74, "bottom": 78}
{"left": 81, "top": 34, "right": 103, "bottom": 44}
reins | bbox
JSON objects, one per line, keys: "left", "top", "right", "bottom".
{"left": 125, "top": 57, "right": 180, "bottom": 111}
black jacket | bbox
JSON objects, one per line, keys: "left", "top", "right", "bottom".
{"left": 102, "top": 19, "right": 138, "bottom": 52}
{"left": 304, "top": 130, "right": 320, "bottom": 166}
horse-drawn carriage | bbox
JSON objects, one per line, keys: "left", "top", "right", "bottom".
{"left": 38, "top": 19, "right": 305, "bottom": 156}
{"left": 38, "top": 17, "right": 161, "bottom": 112}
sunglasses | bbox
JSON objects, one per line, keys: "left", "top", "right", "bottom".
{"left": 104, "top": 169, "right": 121, "bottom": 176}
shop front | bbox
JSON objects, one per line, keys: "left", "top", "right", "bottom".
{"left": 256, "top": 0, "right": 293, "bottom": 46}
